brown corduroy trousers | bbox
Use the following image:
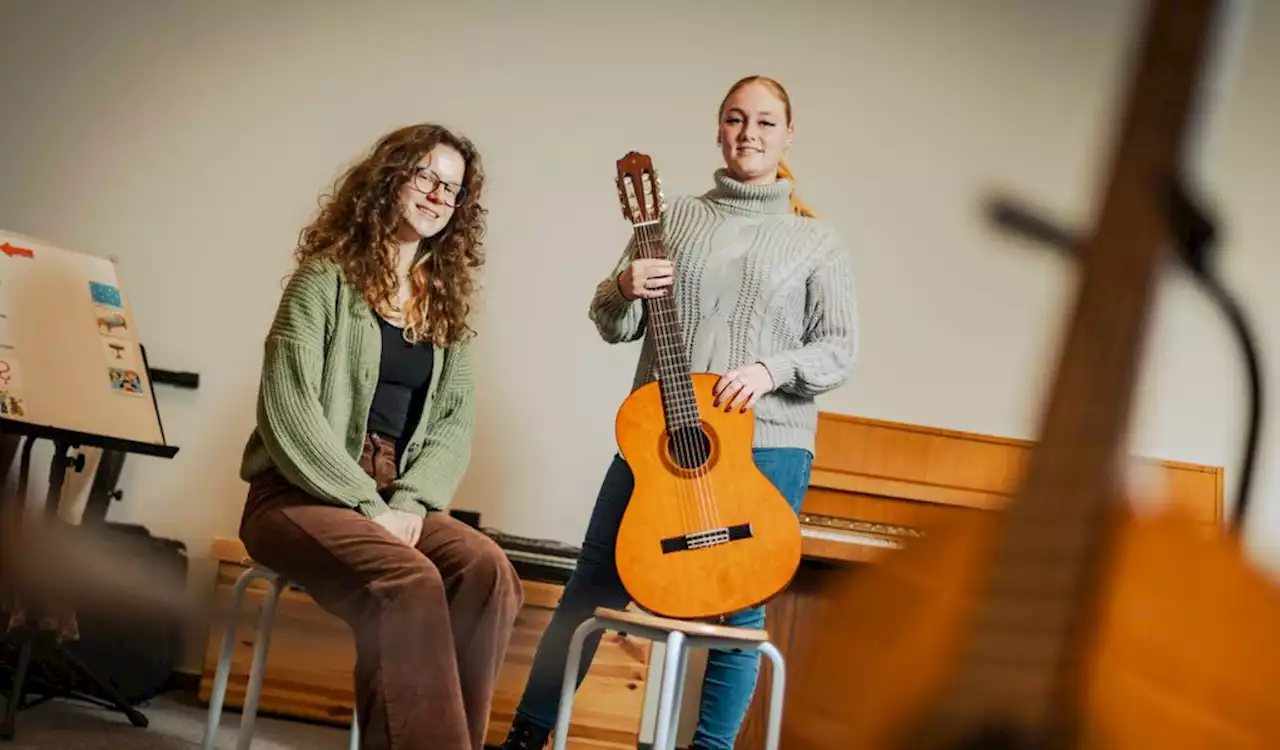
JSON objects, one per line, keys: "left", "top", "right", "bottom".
{"left": 239, "top": 433, "right": 523, "bottom": 750}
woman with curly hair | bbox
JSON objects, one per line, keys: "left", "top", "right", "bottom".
{"left": 237, "top": 123, "right": 522, "bottom": 750}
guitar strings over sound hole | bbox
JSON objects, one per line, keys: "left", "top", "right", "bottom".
{"left": 667, "top": 425, "right": 712, "bottom": 470}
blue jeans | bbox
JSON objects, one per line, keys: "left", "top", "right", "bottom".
{"left": 513, "top": 447, "right": 813, "bottom": 749}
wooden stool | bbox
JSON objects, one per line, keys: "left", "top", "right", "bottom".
{"left": 552, "top": 607, "right": 786, "bottom": 750}
{"left": 200, "top": 564, "right": 359, "bottom": 750}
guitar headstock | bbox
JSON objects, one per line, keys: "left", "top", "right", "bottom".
{"left": 615, "top": 151, "right": 666, "bottom": 226}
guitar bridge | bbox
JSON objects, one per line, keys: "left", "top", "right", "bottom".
{"left": 661, "top": 523, "right": 753, "bottom": 554}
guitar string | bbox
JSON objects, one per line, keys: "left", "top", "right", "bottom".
{"left": 640, "top": 218, "right": 711, "bottom": 534}
{"left": 636, "top": 220, "right": 721, "bottom": 534}
{"left": 629, "top": 176, "right": 721, "bottom": 536}
{"left": 636, "top": 221, "right": 708, "bottom": 534}
{"left": 632, "top": 219, "right": 699, "bottom": 535}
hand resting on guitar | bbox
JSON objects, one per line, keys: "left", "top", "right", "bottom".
{"left": 713, "top": 362, "right": 777, "bottom": 412}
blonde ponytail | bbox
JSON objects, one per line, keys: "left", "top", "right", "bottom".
{"left": 777, "top": 160, "right": 816, "bottom": 218}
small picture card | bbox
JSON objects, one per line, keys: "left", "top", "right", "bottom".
{"left": 0, "top": 388, "right": 27, "bottom": 420}
{"left": 108, "top": 367, "right": 145, "bottom": 397}
{"left": 94, "top": 304, "right": 131, "bottom": 340}
{"left": 0, "top": 353, "right": 21, "bottom": 390}
{"left": 89, "top": 280, "right": 123, "bottom": 309}
{"left": 100, "top": 338, "right": 139, "bottom": 369}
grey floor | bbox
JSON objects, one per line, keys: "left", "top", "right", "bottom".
{"left": 1, "top": 690, "right": 349, "bottom": 749}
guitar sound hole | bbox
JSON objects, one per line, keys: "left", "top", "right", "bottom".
{"left": 667, "top": 425, "right": 712, "bottom": 470}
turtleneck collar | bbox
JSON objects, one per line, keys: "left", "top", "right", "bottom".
{"left": 704, "top": 168, "right": 793, "bottom": 217}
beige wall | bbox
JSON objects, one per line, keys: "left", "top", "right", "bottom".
{"left": 1, "top": 0, "right": 1278, "bottom": 671}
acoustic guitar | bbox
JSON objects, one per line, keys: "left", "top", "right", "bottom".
{"left": 609, "top": 152, "right": 803, "bottom": 620}
{"left": 785, "top": 1, "right": 1280, "bottom": 748}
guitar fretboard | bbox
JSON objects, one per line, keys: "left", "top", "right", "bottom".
{"left": 633, "top": 221, "right": 700, "bottom": 434}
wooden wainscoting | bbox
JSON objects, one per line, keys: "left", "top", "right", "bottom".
{"left": 736, "top": 411, "right": 1224, "bottom": 749}
{"left": 198, "top": 537, "right": 651, "bottom": 749}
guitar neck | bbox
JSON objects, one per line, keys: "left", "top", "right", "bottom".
{"left": 931, "top": 0, "right": 1236, "bottom": 735}
{"left": 631, "top": 221, "right": 700, "bottom": 433}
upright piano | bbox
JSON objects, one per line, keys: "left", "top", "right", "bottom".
{"left": 736, "top": 411, "right": 1224, "bottom": 749}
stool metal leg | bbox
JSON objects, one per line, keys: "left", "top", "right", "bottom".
{"left": 651, "top": 631, "right": 686, "bottom": 750}
{"left": 236, "top": 575, "right": 285, "bottom": 750}
{"left": 663, "top": 641, "right": 691, "bottom": 750}
{"left": 757, "top": 641, "right": 787, "bottom": 750}
{"left": 551, "top": 617, "right": 603, "bottom": 750}
{"left": 348, "top": 712, "right": 360, "bottom": 750}
{"left": 202, "top": 567, "right": 273, "bottom": 750}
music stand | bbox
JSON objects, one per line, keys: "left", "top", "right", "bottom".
{"left": 0, "top": 229, "right": 180, "bottom": 741}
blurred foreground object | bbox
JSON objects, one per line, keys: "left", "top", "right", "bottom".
{"left": 786, "top": 1, "right": 1280, "bottom": 748}
{"left": 0, "top": 448, "right": 214, "bottom": 739}
{"left": 987, "top": 185, "right": 1264, "bottom": 537}
{"left": 0, "top": 431, "right": 190, "bottom": 739}
{"left": 0, "top": 489, "right": 208, "bottom": 631}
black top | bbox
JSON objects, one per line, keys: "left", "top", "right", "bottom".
{"left": 366, "top": 316, "right": 435, "bottom": 452}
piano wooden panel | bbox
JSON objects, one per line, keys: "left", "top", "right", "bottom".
{"left": 737, "top": 412, "right": 1224, "bottom": 749}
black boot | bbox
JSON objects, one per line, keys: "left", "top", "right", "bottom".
{"left": 497, "top": 717, "right": 551, "bottom": 750}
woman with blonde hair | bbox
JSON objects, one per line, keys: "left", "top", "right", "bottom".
{"left": 501, "top": 75, "right": 859, "bottom": 750}
{"left": 238, "top": 123, "right": 522, "bottom": 750}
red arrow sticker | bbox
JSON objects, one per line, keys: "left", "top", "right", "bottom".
{"left": 0, "top": 242, "right": 34, "bottom": 259}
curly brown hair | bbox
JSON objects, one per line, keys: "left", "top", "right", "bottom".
{"left": 294, "top": 123, "right": 487, "bottom": 346}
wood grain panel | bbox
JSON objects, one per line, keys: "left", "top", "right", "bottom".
{"left": 808, "top": 413, "right": 1221, "bottom": 518}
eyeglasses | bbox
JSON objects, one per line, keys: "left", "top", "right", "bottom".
{"left": 412, "top": 168, "right": 467, "bottom": 207}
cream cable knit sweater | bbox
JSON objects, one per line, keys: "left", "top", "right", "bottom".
{"left": 589, "top": 169, "right": 859, "bottom": 453}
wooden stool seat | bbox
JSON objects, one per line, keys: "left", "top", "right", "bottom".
{"left": 594, "top": 607, "right": 770, "bottom": 642}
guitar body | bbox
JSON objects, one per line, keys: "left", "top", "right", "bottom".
{"left": 788, "top": 508, "right": 1280, "bottom": 750}
{"left": 613, "top": 372, "right": 802, "bottom": 620}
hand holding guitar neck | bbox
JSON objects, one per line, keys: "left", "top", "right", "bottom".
{"left": 618, "top": 258, "right": 673, "bottom": 301}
